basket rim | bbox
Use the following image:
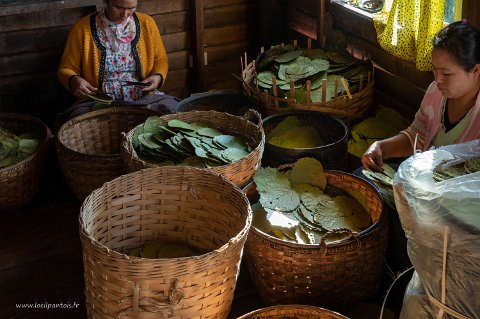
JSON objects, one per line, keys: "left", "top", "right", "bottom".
{"left": 177, "top": 90, "right": 258, "bottom": 106}
{"left": 236, "top": 304, "right": 348, "bottom": 318}
{"left": 55, "top": 107, "right": 158, "bottom": 160}
{"left": 243, "top": 169, "right": 386, "bottom": 249}
{"left": 262, "top": 110, "right": 349, "bottom": 150}
{"left": 79, "top": 166, "right": 253, "bottom": 263}
{"left": 0, "top": 112, "right": 52, "bottom": 174}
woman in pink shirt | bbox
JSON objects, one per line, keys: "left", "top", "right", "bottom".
{"left": 362, "top": 20, "right": 480, "bottom": 171}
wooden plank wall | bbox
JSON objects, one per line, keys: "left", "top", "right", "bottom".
{"left": 284, "top": 0, "right": 320, "bottom": 45}
{"left": 202, "top": 0, "right": 258, "bottom": 92}
{"left": 0, "top": 0, "right": 260, "bottom": 127}
{"left": 138, "top": 0, "right": 192, "bottom": 99}
{"left": 0, "top": 6, "right": 96, "bottom": 128}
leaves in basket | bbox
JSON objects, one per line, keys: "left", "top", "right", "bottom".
{"left": 251, "top": 158, "right": 371, "bottom": 244}
{"left": 266, "top": 116, "right": 324, "bottom": 149}
{"left": 0, "top": 126, "right": 39, "bottom": 169}
{"left": 432, "top": 156, "right": 480, "bottom": 182}
{"left": 289, "top": 157, "right": 327, "bottom": 191}
{"left": 252, "top": 32, "right": 373, "bottom": 102}
{"left": 132, "top": 116, "right": 251, "bottom": 167}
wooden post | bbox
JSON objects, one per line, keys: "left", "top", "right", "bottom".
{"left": 319, "top": 0, "right": 326, "bottom": 47}
{"left": 321, "top": 79, "right": 327, "bottom": 102}
{"left": 190, "top": 0, "right": 206, "bottom": 92}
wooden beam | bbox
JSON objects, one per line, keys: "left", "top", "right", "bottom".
{"left": 190, "top": 0, "right": 206, "bottom": 92}
{"left": 0, "top": 0, "right": 102, "bottom": 17}
{"left": 462, "top": 0, "right": 480, "bottom": 28}
{"left": 319, "top": 0, "right": 325, "bottom": 46}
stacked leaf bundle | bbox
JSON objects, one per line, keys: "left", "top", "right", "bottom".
{"left": 363, "top": 164, "right": 396, "bottom": 209}
{"left": 433, "top": 156, "right": 480, "bottom": 182}
{"left": 132, "top": 116, "right": 251, "bottom": 167}
{"left": 254, "top": 43, "right": 372, "bottom": 103}
{"left": 348, "top": 106, "right": 408, "bottom": 158}
{"left": 266, "top": 115, "right": 324, "bottom": 149}
{"left": 252, "top": 158, "right": 371, "bottom": 244}
{"left": 0, "top": 127, "right": 39, "bottom": 169}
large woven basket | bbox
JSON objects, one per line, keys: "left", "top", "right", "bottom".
{"left": 121, "top": 109, "right": 265, "bottom": 188}
{"left": 236, "top": 305, "right": 349, "bottom": 319}
{"left": 243, "top": 170, "right": 388, "bottom": 311}
{"left": 0, "top": 113, "right": 51, "bottom": 211}
{"left": 55, "top": 107, "right": 158, "bottom": 201}
{"left": 80, "top": 166, "right": 252, "bottom": 319}
{"left": 240, "top": 51, "right": 374, "bottom": 126}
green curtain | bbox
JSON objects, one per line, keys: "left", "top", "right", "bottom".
{"left": 373, "top": 0, "right": 445, "bottom": 71}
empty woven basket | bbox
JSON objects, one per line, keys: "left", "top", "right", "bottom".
{"left": 80, "top": 166, "right": 252, "bottom": 318}
{"left": 55, "top": 107, "right": 158, "bottom": 201}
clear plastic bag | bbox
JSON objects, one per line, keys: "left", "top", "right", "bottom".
{"left": 393, "top": 139, "right": 480, "bottom": 319}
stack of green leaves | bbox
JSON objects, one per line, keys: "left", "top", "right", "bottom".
{"left": 0, "top": 127, "right": 39, "bottom": 169}
{"left": 348, "top": 106, "right": 408, "bottom": 158}
{"left": 266, "top": 115, "right": 324, "bottom": 148}
{"left": 132, "top": 116, "right": 251, "bottom": 167}
{"left": 254, "top": 35, "right": 372, "bottom": 102}
{"left": 252, "top": 158, "right": 371, "bottom": 244}
{"left": 433, "top": 156, "right": 480, "bottom": 182}
{"left": 362, "top": 164, "right": 396, "bottom": 209}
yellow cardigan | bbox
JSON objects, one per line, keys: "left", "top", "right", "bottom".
{"left": 57, "top": 12, "right": 168, "bottom": 92}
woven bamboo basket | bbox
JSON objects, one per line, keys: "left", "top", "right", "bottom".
{"left": 55, "top": 107, "right": 158, "bottom": 201}
{"left": 243, "top": 169, "right": 388, "bottom": 311}
{"left": 80, "top": 166, "right": 252, "bottom": 319}
{"left": 236, "top": 305, "right": 349, "bottom": 319}
{"left": 240, "top": 48, "right": 374, "bottom": 126}
{"left": 0, "top": 113, "right": 51, "bottom": 211}
{"left": 121, "top": 109, "right": 265, "bottom": 188}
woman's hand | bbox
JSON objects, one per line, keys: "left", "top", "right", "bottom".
{"left": 361, "top": 141, "right": 385, "bottom": 172}
{"left": 69, "top": 75, "right": 98, "bottom": 99}
{"left": 141, "top": 74, "right": 163, "bottom": 92}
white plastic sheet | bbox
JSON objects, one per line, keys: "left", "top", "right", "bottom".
{"left": 393, "top": 139, "right": 480, "bottom": 319}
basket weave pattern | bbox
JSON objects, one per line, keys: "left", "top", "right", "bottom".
{"left": 55, "top": 107, "right": 158, "bottom": 201}
{"left": 80, "top": 166, "right": 252, "bottom": 318}
{"left": 0, "top": 113, "right": 51, "bottom": 211}
{"left": 244, "top": 170, "right": 388, "bottom": 310}
{"left": 236, "top": 305, "right": 348, "bottom": 319}
{"left": 241, "top": 56, "right": 374, "bottom": 124}
{"left": 121, "top": 109, "right": 265, "bottom": 188}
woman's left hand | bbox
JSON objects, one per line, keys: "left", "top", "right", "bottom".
{"left": 141, "top": 74, "right": 163, "bottom": 92}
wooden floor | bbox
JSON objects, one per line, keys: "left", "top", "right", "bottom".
{"left": 0, "top": 149, "right": 410, "bottom": 319}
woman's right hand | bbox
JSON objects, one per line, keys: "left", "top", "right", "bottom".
{"left": 69, "top": 75, "right": 98, "bottom": 99}
{"left": 361, "top": 141, "right": 384, "bottom": 172}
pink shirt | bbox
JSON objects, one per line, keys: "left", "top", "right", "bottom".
{"left": 400, "top": 81, "right": 480, "bottom": 151}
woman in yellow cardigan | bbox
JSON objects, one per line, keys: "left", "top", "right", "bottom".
{"left": 56, "top": 0, "right": 179, "bottom": 126}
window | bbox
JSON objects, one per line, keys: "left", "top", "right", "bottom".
{"left": 444, "top": 0, "right": 463, "bottom": 23}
